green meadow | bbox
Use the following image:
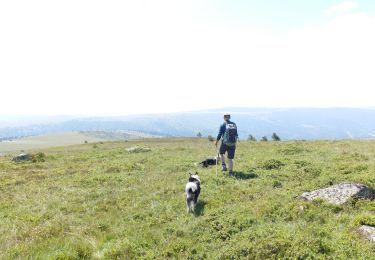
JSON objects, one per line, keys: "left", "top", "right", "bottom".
{"left": 1, "top": 138, "right": 375, "bottom": 259}
{"left": 0, "top": 132, "right": 107, "bottom": 154}
{"left": 0, "top": 131, "right": 158, "bottom": 154}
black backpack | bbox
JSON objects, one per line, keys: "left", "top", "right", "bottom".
{"left": 223, "top": 122, "right": 237, "bottom": 146}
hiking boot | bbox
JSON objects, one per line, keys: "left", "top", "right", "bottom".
{"left": 229, "top": 171, "right": 234, "bottom": 177}
{"left": 222, "top": 164, "right": 227, "bottom": 171}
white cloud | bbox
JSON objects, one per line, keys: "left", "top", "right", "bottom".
{"left": 324, "top": 1, "right": 358, "bottom": 15}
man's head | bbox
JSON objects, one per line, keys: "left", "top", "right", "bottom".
{"left": 223, "top": 113, "right": 231, "bottom": 122}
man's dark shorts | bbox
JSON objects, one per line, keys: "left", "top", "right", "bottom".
{"left": 219, "top": 142, "right": 236, "bottom": 159}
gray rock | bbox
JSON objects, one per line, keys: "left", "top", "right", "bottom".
{"left": 300, "top": 183, "right": 374, "bottom": 205}
{"left": 12, "top": 153, "right": 31, "bottom": 162}
{"left": 358, "top": 225, "right": 375, "bottom": 244}
{"left": 126, "top": 146, "right": 151, "bottom": 153}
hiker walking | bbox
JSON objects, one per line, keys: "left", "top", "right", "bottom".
{"left": 215, "top": 113, "right": 238, "bottom": 176}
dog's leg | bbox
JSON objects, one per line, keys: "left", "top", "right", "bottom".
{"left": 191, "top": 202, "right": 195, "bottom": 213}
{"left": 187, "top": 198, "right": 193, "bottom": 213}
{"left": 186, "top": 199, "right": 193, "bottom": 213}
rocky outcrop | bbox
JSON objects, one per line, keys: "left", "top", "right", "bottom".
{"left": 300, "top": 183, "right": 374, "bottom": 205}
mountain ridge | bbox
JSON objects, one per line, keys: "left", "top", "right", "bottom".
{"left": 1, "top": 107, "right": 375, "bottom": 140}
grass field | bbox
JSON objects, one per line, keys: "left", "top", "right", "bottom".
{"left": 0, "top": 131, "right": 161, "bottom": 155}
{"left": 0, "top": 132, "right": 108, "bottom": 154}
{"left": 0, "top": 138, "right": 375, "bottom": 259}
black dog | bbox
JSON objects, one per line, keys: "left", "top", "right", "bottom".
{"left": 198, "top": 158, "right": 217, "bottom": 168}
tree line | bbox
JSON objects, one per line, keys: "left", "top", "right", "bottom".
{"left": 247, "top": 132, "right": 281, "bottom": 141}
{"left": 196, "top": 132, "right": 281, "bottom": 142}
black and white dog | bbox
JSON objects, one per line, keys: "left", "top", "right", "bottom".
{"left": 185, "top": 173, "right": 201, "bottom": 213}
{"left": 198, "top": 158, "right": 217, "bottom": 168}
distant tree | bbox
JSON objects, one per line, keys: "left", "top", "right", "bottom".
{"left": 247, "top": 134, "right": 257, "bottom": 141}
{"left": 197, "top": 132, "right": 202, "bottom": 138}
{"left": 261, "top": 136, "right": 268, "bottom": 142}
{"left": 208, "top": 135, "right": 215, "bottom": 142}
{"left": 84, "top": 140, "right": 88, "bottom": 144}
{"left": 271, "top": 132, "right": 281, "bottom": 141}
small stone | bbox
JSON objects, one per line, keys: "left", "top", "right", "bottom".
{"left": 358, "top": 225, "right": 375, "bottom": 244}
{"left": 126, "top": 146, "right": 151, "bottom": 153}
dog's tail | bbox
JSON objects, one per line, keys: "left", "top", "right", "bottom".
{"left": 185, "top": 182, "right": 197, "bottom": 196}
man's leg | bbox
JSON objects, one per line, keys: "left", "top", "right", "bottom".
{"left": 219, "top": 143, "right": 227, "bottom": 171}
{"left": 228, "top": 146, "right": 236, "bottom": 175}
{"left": 220, "top": 154, "right": 227, "bottom": 171}
{"left": 228, "top": 159, "right": 233, "bottom": 172}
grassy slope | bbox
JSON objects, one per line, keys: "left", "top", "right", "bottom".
{"left": 0, "top": 132, "right": 108, "bottom": 154}
{"left": 82, "top": 131, "right": 161, "bottom": 141}
{"left": 0, "top": 139, "right": 375, "bottom": 259}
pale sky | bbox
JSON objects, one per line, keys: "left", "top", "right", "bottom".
{"left": 0, "top": 1, "right": 374, "bottom": 116}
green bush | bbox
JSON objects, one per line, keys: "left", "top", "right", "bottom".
{"left": 261, "top": 159, "right": 285, "bottom": 170}
{"left": 353, "top": 214, "right": 375, "bottom": 226}
{"left": 272, "top": 132, "right": 281, "bottom": 141}
{"left": 31, "top": 152, "right": 46, "bottom": 163}
{"left": 247, "top": 134, "right": 257, "bottom": 141}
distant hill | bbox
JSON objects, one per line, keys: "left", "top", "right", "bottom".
{"left": 1, "top": 108, "right": 375, "bottom": 140}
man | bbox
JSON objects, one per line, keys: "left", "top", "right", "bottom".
{"left": 215, "top": 113, "right": 238, "bottom": 176}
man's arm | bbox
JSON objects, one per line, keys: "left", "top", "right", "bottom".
{"left": 215, "top": 124, "right": 225, "bottom": 146}
{"left": 236, "top": 124, "right": 239, "bottom": 141}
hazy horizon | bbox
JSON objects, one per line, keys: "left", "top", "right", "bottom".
{"left": 1, "top": 106, "right": 375, "bottom": 119}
